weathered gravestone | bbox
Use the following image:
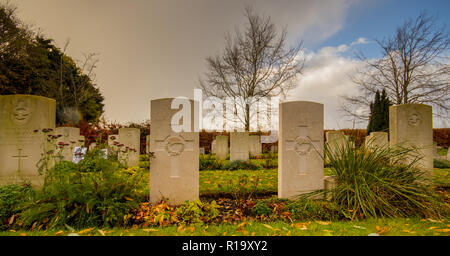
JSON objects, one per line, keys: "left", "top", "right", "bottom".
{"left": 54, "top": 127, "right": 85, "bottom": 162}
{"left": 146, "top": 135, "right": 150, "bottom": 154}
{"left": 215, "top": 135, "right": 228, "bottom": 160}
{"left": 118, "top": 128, "right": 140, "bottom": 167}
{"left": 365, "top": 132, "right": 388, "bottom": 151}
{"left": 325, "top": 131, "right": 348, "bottom": 161}
{"left": 278, "top": 101, "right": 324, "bottom": 199}
{"left": 230, "top": 132, "right": 249, "bottom": 161}
{"left": 249, "top": 135, "right": 262, "bottom": 157}
{"left": 389, "top": 104, "right": 433, "bottom": 180}
{"left": 149, "top": 98, "right": 199, "bottom": 205}
{"left": 433, "top": 142, "right": 438, "bottom": 158}
{"left": 0, "top": 95, "right": 56, "bottom": 187}
{"left": 211, "top": 140, "right": 216, "bottom": 154}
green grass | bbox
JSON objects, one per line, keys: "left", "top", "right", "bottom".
{"left": 199, "top": 169, "right": 277, "bottom": 196}
{"left": 2, "top": 218, "right": 448, "bottom": 236}
{"left": 434, "top": 168, "right": 450, "bottom": 187}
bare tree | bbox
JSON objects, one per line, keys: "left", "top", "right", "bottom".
{"left": 200, "top": 6, "right": 304, "bottom": 131}
{"left": 342, "top": 12, "right": 450, "bottom": 120}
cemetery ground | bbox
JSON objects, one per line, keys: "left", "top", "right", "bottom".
{"left": 1, "top": 150, "right": 449, "bottom": 237}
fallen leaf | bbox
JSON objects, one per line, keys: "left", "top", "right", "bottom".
{"left": 98, "top": 230, "right": 106, "bottom": 236}
{"left": 316, "top": 221, "right": 331, "bottom": 225}
{"left": 262, "top": 224, "right": 273, "bottom": 230}
{"left": 55, "top": 230, "right": 64, "bottom": 235}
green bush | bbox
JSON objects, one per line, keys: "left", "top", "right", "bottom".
{"left": 0, "top": 185, "right": 34, "bottom": 230}
{"left": 434, "top": 159, "right": 450, "bottom": 169}
{"left": 221, "top": 160, "right": 262, "bottom": 171}
{"left": 252, "top": 201, "right": 272, "bottom": 216}
{"left": 302, "top": 141, "right": 447, "bottom": 220}
{"left": 16, "top": 155, "right": 148, "bottom": 230}
{"left": 199, "top": 155, "right": 223, "bottom": 170}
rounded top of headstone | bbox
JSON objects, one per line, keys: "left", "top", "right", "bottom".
{"left": 280, "top": 101, "right": 323, "bottom": 108}
{"left": 389, "top": 103, "right": 432, "bottom": 110}
{"left": 0, "top": 94, "right": 56, "bottom": 103}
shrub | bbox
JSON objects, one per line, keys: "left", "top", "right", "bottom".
{"left": 221, "top": 160, "right": 262, "bottom": 171}
{"left": 15, "top": 155, "right": 148, "bottom": 230}
{"left": 199, "top": 154, "right": 222, "bottom": 170}
{"left": 0, "top": 185, "right": 34, "bottom": 230}
{"left": 302, "top": 140, "right": 447, "bottom": 220}
{"left": 434, "top": 159, "right": 450, "bottom": 169}
{"left": 252, "top": 201, "right": 272, "bottom": 216}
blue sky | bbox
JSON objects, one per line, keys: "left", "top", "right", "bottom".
{"left": 317, "top": 0, "right": 450, "bottom": 59}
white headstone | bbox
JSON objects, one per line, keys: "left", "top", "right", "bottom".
{"left": 149, "top": 98, "right": 199, "bottom": 205}
{"left": 230, "top": 132, "right": 249, "bottom": 161}
{"left": 0, "top": 95, "right": 56, "bottom": 187}
{"left": 215, "top": 135, "right": 228, "bottom": 160}
{"left": 54, "top": 127, "right": 84, "bottom": 162}
{"left": 389, "top": 104, "right": 433, "bottom": 180}
{"left": 249, "top": 135, "right": 262, "bottom": 157}
{"left": 117, "top": 128, "right": 140, "bottom": 167}
{"left": 278, "top": 101, "right": 324, "bottom": 199}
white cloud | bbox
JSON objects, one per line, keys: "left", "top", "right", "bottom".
{"left": 288, "top": 39, "right": 366, "bottom": 129}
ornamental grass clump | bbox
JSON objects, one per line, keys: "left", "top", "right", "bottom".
{"left": 303, "top": 138, "right": 447, "bottom": 220}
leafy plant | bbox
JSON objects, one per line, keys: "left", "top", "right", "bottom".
{"left": 175, "top": 200, "right": 221, "bottom": 225}
{"left": 302, "top": 139, "right": 447, "bottom": 220}
{"left": 0, "top": 185, "right": 34, "bottom": 230}
{"left": 252, "top": 201, "right": 272, "bottom": 216}
{"left": 15, "top": 154, "right": 147, "bottom": 230}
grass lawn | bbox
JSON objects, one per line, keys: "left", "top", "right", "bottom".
{"left": 198, "top": 168, "right": 450, "bottom": 196}
{"left": 1, "top": 218, "right": 448, "bottom": 236}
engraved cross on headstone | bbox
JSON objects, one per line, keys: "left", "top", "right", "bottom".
{"left": 155, "top": 134, "right": 194, "bottom": 178}
{"left": 285, "top": 126, "right": 320, "bottom": 175}
{"left": 12, "top": 148, "right": 28, "bottom": 172}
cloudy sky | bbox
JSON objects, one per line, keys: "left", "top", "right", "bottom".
{"left": 12, "top": 0, "right": 449, "bottom": 129}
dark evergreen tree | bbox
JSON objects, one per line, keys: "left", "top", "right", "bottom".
{"left": 0, "top": 4, "right": 104, "bottom": 125}
{"left": 367, "top": 89, "right": 391, "bottom": 135}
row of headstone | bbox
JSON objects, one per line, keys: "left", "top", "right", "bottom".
{"left": 209, "top": 134, "right": 262, "bottom": 160}
{"left": 0, "top": 95, "right": 437, "bottom": 205}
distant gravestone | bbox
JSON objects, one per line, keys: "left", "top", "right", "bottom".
{"left": 249, "top": 135, "right": 262, "bottom": 157}
{"left": 325, "top": 131, "right": 348, "bottom": 160}
{"left": 0, "top": 95, "right": 56, "bottom": 187}
{"left": 199, "top": 147, "right": 205, "bottom": 155}
{"left": 271, "top": 145, "right": 278, "bottom": 153}
{"left": 278, "top": 101, "right": 324, "bottom": 199}
{"left": 211, "top": 140, "right": 216, "bottom": 154}
{"left": 54, "top": 127, "right": 84, "bottom": 162}
{"left": 149, "top": 98, "right": 199, "bottom": 205}
{"left": 447, "top": 149, "right": 450, "bottom": 161}
{"left": 146, "top": 135, "right": 150, "bottom": 154}
{"left": 433, "top": 142, "right": 438, "bottom": 158}
{"left": 230, "top": 132, "right": 249, "bottom": 161}
{"left": 215, "top": 135, "right": 228, "bottom": 160}
{"left": 118, "top": 128, "right": 140, "bottom": 167}
{"left": 389, "top": 104, "right": 433, "bottom": 180}
{"left": 365, "top": 132, "right": 388, "bottom": 151}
